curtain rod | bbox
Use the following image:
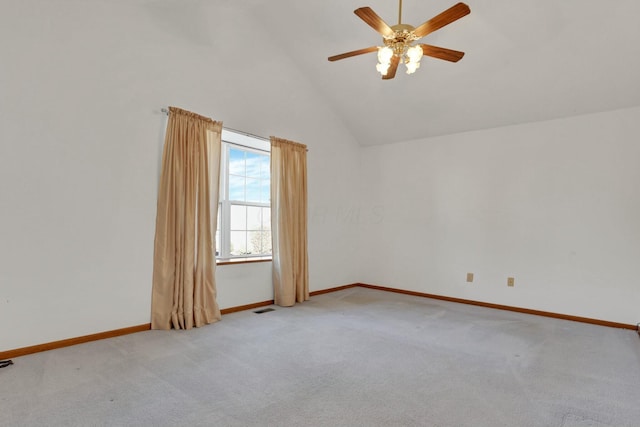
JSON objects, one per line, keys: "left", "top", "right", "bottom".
{"left": 161, "top": 108, "right": 269, "bottom": 142}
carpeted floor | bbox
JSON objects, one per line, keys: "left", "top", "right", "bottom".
{"left": 1, "top": 287, "right": 639, "bottom": 427}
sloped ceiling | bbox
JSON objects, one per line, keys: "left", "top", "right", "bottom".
{"left": 146, "top": 0, "right": 640, "bottom": 146}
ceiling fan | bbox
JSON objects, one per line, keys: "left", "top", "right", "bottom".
{"left": 328, "top": 1, "right": 470, "bottom": 79}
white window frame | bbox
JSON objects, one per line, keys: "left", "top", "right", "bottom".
{"left": 217, "top": 129, "right": 271, "bottom": 261}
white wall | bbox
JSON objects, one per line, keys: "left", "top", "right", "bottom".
{"left": 216, "top": 263, "right": 273, "bottom": 310}
{"left": 0, "top": 1, "right": 361, "bottom": 352}
{"left": 359, "top": 107, "right": 640, "bottom": 325}
{"left": 2, "top": 1, "right": 636, "bottom": 354}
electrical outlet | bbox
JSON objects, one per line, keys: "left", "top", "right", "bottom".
{"left": 466, "top": 273, "right": 474, "bottom": 282}
{"left": 507, "top": 277, "right": 515, "bottom": 287}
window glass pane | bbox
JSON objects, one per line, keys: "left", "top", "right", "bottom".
{"left": 230, "top": 231, "right": 247, "bottom": 256}
{"left": 261, "top": 179, "right": 270, "bottom": 204}
{"left": 230, "top": 205, "right": 246, "bottom": 230}
{"left": 247, "top": 206, "right": 261, "bottom": 231}
{"left": 262, "top": 232, "right": 272, "bottom": 254}
{"left": 248, "top": 231, "right": 271, "bottom": 255}
{"left": 246, "top": 177, "right": 261, "bottom": 203}
{"left": 229, "top": 175, "right": 245, "bottom": 201}
{"left": 229, "top": 148, "right": 245, "bottom": 175}
{"left": 262, "top": 207, "right": 271, "bottom": 230}
{"left": 260, "top": 155, "right": 270, "bottom": 179}
{"left": 215, "top": 206, "right": 221, "bottom": 257}
{"left": 246, "top": 152, "right": 262, "bottom": 178}
{"left": 219, "top": 139, "right": 271, "bottom": 259}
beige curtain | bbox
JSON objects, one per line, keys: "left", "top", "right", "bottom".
{"left": 270, "top": 137, "right": 309, "bottom": 307}
{"left": 151, "top": 107, "right": 222, "bottom": 330}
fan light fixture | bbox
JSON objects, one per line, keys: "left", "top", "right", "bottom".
{"left": 374, "top": 2, "right": 426, "bottom": 77}
{"left": 377, "top": 42, "right": 424, "bottom": 76}
{"left": 328, "top": 1, "right": 470, "bottom": 80}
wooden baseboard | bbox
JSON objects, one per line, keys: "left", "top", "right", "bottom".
{"left": 0, "top": 324, "right": 151, "bottom": 360}
{"left": 310, "top": 283, "right": 359, "bottom": 296}
{"left": 1, "top": 299, "right": 279, "bottom": 359}
{"left": 3, "top": 282, "right": 634, "bottom": 360}
{"left": 220, "top": 284, "right": 361, "bottom": 313}
{"left": 355, "top": 283, "right": 637, "bottom": 330}
{"left": 1, "top": 299, "right": 278, "bottom": 359}
{"left": 220, "top": 300, "right": 274, "bottom": 315}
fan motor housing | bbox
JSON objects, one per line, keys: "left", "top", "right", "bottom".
{"left": 385, "top": 24, "right": 419, "bottom": 44}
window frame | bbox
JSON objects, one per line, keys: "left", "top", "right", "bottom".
{"left": 216, "top": 129, "right": 271, "bottom": 262}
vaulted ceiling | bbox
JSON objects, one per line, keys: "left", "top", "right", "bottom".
{"left": 148, "top": 0, "right": 640, "bottom": 146}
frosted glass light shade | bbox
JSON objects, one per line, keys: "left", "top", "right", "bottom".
{"left": 406, "top": 45, "right": 423, "bottom": 62}
{"left": 376, "top": 62, "right": 391, "bottom": 75}
{"left": 405, "top": 61, "right": 420, "bottom": 74}
{"left": 377, "top": 46, "right": 393, "bottom": 63}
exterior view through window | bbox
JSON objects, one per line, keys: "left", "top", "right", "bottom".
{"left": 217, "top": 129, "right": 271, "bottom": 260}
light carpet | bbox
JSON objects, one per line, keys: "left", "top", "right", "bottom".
{"left": 1, "top": 287, "right": 639, "bottom": 426}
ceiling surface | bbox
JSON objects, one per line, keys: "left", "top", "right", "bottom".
{"left": 147, "top": 0, "right": 640, "bottom": 146}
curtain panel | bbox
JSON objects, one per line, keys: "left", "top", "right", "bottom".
{"left": 151, "top": 107, "right": 222, "bottom": 330}
{"left": 270, "top": 137, "right": 309, "bottom": 307}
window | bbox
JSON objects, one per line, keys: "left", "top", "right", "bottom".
{"left": 216, "top": 129, "right": 271, "bottom": 260}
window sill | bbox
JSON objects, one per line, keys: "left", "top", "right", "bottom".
{"left": 216, "top": 257, "right": 272, "bottom": 266}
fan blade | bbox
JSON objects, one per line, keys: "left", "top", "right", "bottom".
{"left": 328, "top": 46, "right": 378, "bottom": 62}
{"left": 382, "top": 55, "right": 400, "bottom": 80}
{"left": 413, "top": 2, "right": 470, "bottom": 39}
{"left": 420, "top": 44, "right": 465, "bottom": 62}
{"left": 354, "top": 7, "right": 394, "bottom": 37}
